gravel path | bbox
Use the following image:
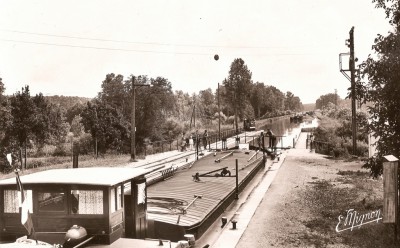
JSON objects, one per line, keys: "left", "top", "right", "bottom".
{"left": 236, "top": 146, "right": 367, "bottom": 248}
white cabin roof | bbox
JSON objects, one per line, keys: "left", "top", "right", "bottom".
{"left": 0, "top": 167, "right": 147, "bottom": 187}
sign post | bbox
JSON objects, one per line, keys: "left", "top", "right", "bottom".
{"left": 383, "top": 155, "right": 399, "bottom": 243}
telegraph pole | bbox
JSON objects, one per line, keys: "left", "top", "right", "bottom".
{"left": 349, "top": 27, "right": 357, "bottom": 154}
{"left": 335, "top": 89, "right": 338, "bottom": 110}
{"left": 218, "top": 83, "right": 221, "bottom": 140}
{"left": 131, "top": 76, "right": 149, "bottom": 161}
{"left": 339, "top": 27, "right": 357, "bottom": 155}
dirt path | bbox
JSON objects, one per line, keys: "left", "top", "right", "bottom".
{"left": 236, "top": 147, "right": 393, "bottom": 248}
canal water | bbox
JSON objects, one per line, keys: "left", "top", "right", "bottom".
{"left": 259, "top": 116, "right": 318, "bottom": 148}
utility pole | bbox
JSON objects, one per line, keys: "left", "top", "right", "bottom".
{"left": 335, "top": 89, "right": 338, "bottom": 110}
{"left": 339, "top": 27, "right": 357, "bottom": 155}
{"left": 131, "top": 76, "right": 149, "bottom": 161}
{"left": 349, "top": 27, "right": 357, "bottom": 155}
{"left": 218, "top": 83, "right": 221, "bottom": 140}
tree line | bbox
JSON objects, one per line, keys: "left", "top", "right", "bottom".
{"left": 0, "top": 58, "right": 303, "bottom": 171}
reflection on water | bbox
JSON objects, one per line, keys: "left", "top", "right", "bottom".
{"left": 259, "top": 117, "right": 318, "bottom": 148}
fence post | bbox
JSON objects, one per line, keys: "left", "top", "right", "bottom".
{"left": 383, "top": 155, "right": 399, "bottom": 244}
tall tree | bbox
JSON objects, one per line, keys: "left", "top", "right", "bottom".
{"left": 223, "top": 58, "right": 252, "bottom": 131}
{"left": 357, "top": 0, "right": 400, "bottom": 176}
{"left": 9, "top": 86, "right": 36, "bottom": 168}
{"left": 250, "top": 82, "right": 266, "bottom": 118}
{"left": 81, "top": 100, "right": 129, "bottom": 154}
{"left": 0, "top": 78, "right": 13, "bottom": 171}
{"left": 98, "top": 73, "right": 126, "bottom": 110}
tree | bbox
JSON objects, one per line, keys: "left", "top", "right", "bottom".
{"left": 70, "top": 115, "right": 85, "bottom": 137}
{"left": 250, "top": 82, "right": 266, "bottom": 118}
{"left": 81, "top": 100, "right": 129, "bottom": 154}
{"left": 135, "top": 76, "right": 175, "bottom": 141}
{"left": 0, "top": 78, "right": 13, "bottom": 171}
{"left": 316, "top": 93, "right": 341, "bottom": 110}
{"left": 223, "top": 58, "right": 253, "bottom": 131}
{"left": 357, "top": 0, "right": 400, "bottom": 176}
{"left": 8, "top": 86, "right": 36, "bottom": 168}
{"left": 98, "top": 73, "right": 127, "bottom": 110}
{"left": 198, "top": 88, "right": 217, "bottom": 122}
{"left": 65, "top": 103, "right": 85, "bottom": 124}
{"left": 284, "top": 91, "right": 303, "bottom": 112}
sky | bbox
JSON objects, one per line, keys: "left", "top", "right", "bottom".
{"left": 0, "top": 0, "right": 393, "bottom": 104}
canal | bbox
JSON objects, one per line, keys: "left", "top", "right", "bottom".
{"left": 257, "top": 116, "right": 318, "bottom": 149}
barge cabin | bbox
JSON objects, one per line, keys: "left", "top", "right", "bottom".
{"left": 0, "top": 167, "right": 148, "bottom": 246}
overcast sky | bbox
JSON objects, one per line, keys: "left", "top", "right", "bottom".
{"left": 0, "top": 0, "right": 393, "bottom": 104}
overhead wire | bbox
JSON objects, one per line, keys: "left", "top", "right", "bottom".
{"left": 0, "top": 38, "right": 317, "bottom": 57}
{"left": 0, "top": 38, "right": 212, "bottom": 56}
{"left": 0, "top": 28, "right": 311, "bottom": 49}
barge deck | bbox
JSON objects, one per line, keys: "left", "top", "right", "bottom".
{"left": 146, "top": 149, "right": 266, "bottom": 241}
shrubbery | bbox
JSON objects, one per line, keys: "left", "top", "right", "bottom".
{"left": 313, "top": 105, "right": 368, "bottom": 158}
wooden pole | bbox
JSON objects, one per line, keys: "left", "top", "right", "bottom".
{"left": 235, "top": 159, "right": 239, "bottom": 200}
{"left": 218, "top": 83, "right": 221, "bottom": 141}
{"left": 131, "top": 77, "right": 137, "bottom": 161}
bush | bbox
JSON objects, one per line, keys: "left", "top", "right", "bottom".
{"left": 53, "top": 145, "right": 67, "bottom": 156}
{"left": 332, "top": 147, "right": 349, "bottom": 158}
{"left": 362, "top": 156, "right": 383, "bottom": 178}
{"left": 226, "top": 116, "right": 235, "bottom": 125}
{"left": 77, "top": 133, "right": 93, "bottom": 155}
{"left": 27, "top": 160, "right": 44, "bottom": 169}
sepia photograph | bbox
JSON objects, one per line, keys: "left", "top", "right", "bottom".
{"left": 0, "top": 0, "right": 398, "bottom": 247}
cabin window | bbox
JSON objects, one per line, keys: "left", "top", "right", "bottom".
{"left": 38, "top": 191, "right": 66, "bottom": 213}
{"left": 3, "top": 190, "right": 32, "bottom": 213}
{"left": 137, "top": 183, "right": 146, "bottom": 204}
{"left": 110, "top": 188, "right": 116, "bottom": 213}
{"left": 110, "top": 186, "right": 123, "bottom": 213}
{"left": 117, "top": 186, "right": 122, "bottom": 210}
{"left": 70, "top": 190, "right": 103, "bottom": 215}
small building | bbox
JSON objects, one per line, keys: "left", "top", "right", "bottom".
{"left": 0, "top": 167, "right": 148, "bottom": 245}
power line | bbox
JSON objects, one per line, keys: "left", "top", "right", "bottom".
{"left": 0, "top": 38, "right": 211, "bottom": 56}
{"left": 0, "top": 38, "right": 318, "bottom": 57}
{"left": 0, "top": 28, "right": 311, "bottom": 50}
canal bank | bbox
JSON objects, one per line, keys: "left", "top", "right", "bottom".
{"left": 193, "top": 132, "right": 310, "bottom": 248}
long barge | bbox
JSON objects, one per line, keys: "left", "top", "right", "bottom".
{"left": 0, "top": 146, "right": 266, "bottom": 246}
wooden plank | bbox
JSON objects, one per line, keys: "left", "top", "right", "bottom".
{"left": 383, "top": 160, "right": 398, "bottom": 223}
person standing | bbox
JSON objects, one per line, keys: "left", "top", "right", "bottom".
{"left": 181, "top": 133, "right": 187, "bottom": 152}
{"left": 202, "top": 130, "right": 208, "bottom": 150}
{"left": 189, "top": 135, "right": 194, "bottom": 151}
{"left": 266, "top": 129, "right": 275, "bottom": 148}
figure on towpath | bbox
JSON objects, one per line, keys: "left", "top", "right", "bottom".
{"left": 202, "top": 130, "right": 208, "bottom": 150}
{"left": 266, "top": 128, "right": 276, "bottom": 150}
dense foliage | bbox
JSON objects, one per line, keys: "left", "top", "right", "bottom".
{"left": 315, "top": 93, "right": 342, "bottom": 110}
{"left": 357, "top": 0, "right": 400, "bottom": 177}
{"left": 0, "top": 58, "right": 304, "bottom": 171}
{"left": 313, "top": 103, "right": 369, "bottom": 158}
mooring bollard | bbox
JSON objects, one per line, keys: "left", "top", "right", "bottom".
{"left": 221, "top": 217, "right": 227, "bottom": 228}
{"left": 231, "top": 220, "right": 237, "bottom": 229}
